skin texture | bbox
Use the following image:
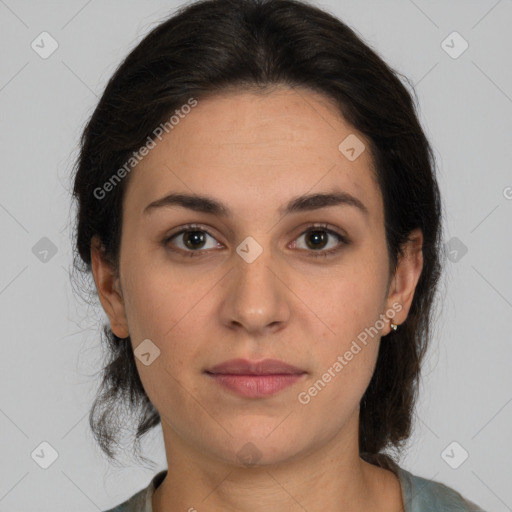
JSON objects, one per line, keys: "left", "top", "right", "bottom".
{"left": 91, "top": 85, "right": 423, "bottom": 511}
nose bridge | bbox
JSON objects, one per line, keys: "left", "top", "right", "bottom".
{"left": 235, "top": 235, "right": 277, "bottom": 306}
{"left": 222, "top": 233, "right": 290, "bottom": 332}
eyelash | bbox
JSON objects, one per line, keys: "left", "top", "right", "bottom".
{"left": 161, "top": 223, "right": 349, "bottom": 259}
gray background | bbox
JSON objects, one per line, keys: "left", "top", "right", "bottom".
{"left": 1, "top": 0, "right": 511, "bottom": 510}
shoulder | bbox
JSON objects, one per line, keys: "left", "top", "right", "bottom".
{"left": 102, "top": 470, "right": 167, "bottom": 512}
{"left": 102, "top": 487, "right": 148, "bottom": 512}
{"left": 397, "top": 466, "right": 487, "bottom": 512}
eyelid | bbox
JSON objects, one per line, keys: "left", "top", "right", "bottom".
{"left": 162, "top": 222, "right": 349, "bottom": 258}
{"left": 291, "top": 223, "right": 349, "bottom": 258}
{"left": 162, "top": 223, "right": 221, "bottom": 257}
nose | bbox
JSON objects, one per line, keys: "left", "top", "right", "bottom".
{"left": 219, "top": 242, "right": 291, "bottom": 337}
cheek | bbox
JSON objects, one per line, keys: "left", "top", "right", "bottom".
{"left": 121, "top": 264, "right": 212, "bottom": 372}
{"left": 302, "top": 259, "right": 386, "bottom": 391}
{"left": 122, "top": 268, "right": 207, "bottom": 405}
{"left": 120, "top": 254, "right": 188, "bottom": 334}
{"left": 301, "top": 288, "right": 383, "bottom": 415}
{"left": 314, "top": 268, "right": 387, "bottom": 339}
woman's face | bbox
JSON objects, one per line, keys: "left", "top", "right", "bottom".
{"left": 93, "top": 85, "right": 422, "bottom": 468}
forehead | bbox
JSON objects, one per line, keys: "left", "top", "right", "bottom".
{"left": 123, "top": 86, "right": 383, "bottom": 225}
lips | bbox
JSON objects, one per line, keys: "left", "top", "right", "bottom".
{"left": 205, "top": 358, "right": 306, "bottom": 375}
{"left": 205, "top": 359, "right": 307, "bottom": 398}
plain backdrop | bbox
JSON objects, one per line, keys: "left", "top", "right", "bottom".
{"left": 0, "top": 0, "right": 511, "bottom": 511}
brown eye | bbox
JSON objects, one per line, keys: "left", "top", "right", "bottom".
{"left": 304, "top": 230, "right": 329, "bottom": 250}
{"left": 181, "top": 230, "right": 208, "bottom": 250}
{"left": 293, "top": 224, "right": 348, "bottom": 258}
{"left": 162, "top": 222, "right": 348, "bottom": 260}
{"left": 163, "top": 224, "right": 221, "bottom": 257}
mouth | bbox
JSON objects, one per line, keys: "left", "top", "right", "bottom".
{"left": 205, "top": 358, "right": 306, "bottom": 375}
{"left": 205, "top": 358, "right": 307, "bottom": 398}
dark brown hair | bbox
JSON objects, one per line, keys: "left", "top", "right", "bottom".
{"left": 71, "top": 0, "right": 444, "bottom": 472}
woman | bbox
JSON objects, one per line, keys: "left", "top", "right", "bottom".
{"left": 71, "top": 0, "right": 486, "bottom": 510}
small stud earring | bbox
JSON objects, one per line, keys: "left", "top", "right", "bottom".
{"left": 390, "top": 323, "right": 398, "bottom": 331}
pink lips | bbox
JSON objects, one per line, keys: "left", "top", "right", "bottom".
{"left": 205, "top": 358, "right": 306, "bottom": 398}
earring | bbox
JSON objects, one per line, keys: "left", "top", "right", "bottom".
{"left": 390, "top": 323, "right": 398, "bottom": 331}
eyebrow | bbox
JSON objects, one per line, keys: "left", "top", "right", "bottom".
{"left": 143, "top": 190, "right": 369, "bottom": 218}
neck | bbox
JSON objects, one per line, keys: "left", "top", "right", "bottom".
{"left": 152, "top": 416, "right": 399, "bottom": 512}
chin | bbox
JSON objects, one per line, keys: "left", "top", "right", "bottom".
{"left": 216, "top": 433, "right": 305, "bottom": 468}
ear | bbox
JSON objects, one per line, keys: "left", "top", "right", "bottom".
{"left": 383, "top": 228, "right": 424, "bottom": 335}
{"left": 90, "top": 235, "right": 130, "bottom": 339}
